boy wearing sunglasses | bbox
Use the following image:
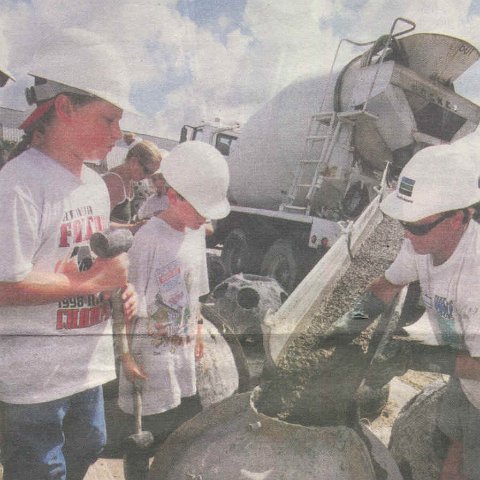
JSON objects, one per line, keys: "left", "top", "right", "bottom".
{"left": 322, "top": 141, "right": 480, "bottom": 479}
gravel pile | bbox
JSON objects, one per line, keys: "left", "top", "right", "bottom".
{"left": 256, "top": 215, "right": 404, "bottom": 426}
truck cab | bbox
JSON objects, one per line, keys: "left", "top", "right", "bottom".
{"left": 179, "top": 118, "right": 240, "bottom": 157}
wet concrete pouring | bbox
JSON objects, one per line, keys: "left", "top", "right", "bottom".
{"left": 255, "top": 215, "right": 405, "bottom": 426}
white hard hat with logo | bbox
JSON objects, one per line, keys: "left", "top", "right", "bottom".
{"left": 381, "top": 142, "right": 480, "bottom": 222}
{"left": 160, "top": 141, "right": 231, "bottom": 220}
{"left": 21, "top": 28, "right": 135, "bottom": 130}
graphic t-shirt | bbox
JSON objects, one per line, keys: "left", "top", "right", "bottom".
{"left": 118, "top": 217, "right": 209, "bottom": 415}
{"left": 0, "top": 148, "right": 115, "bottom": 404}
{"left": 385, "top": 221, "right": 480, "bottom": 408}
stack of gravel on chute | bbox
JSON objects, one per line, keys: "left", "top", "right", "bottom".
{"left": 256, "top": 215, "right": 403, "bottom": 425}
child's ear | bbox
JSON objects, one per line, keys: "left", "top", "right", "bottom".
{"left": 166, "top": 188, "right": 177, "bottom": 204}
{"left": 54, "top": 94, "right": 75, "bottom": 122}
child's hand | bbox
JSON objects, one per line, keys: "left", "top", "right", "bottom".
{"left": 122, "top": 353, "right": 147, "bottom": 383}
{"left": 121, "top": 283, "right": 138, "bottom": 322}
{"left": 195, "top": 332, "right": 204, "bottom": 361}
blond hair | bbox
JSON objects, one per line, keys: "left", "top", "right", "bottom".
{"left": 123, "top": 133, "right": 163, "bottom": 169}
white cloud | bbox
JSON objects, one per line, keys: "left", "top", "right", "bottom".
{"left": 0, "top": 0, "right": 480, "bottom": 138}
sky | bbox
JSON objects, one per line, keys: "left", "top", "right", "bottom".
{"left": 1, "top": 0, "right": 480, "bottom": 141}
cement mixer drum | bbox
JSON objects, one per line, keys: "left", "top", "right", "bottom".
{"left": 227, "top": 32, "right": 480, "bottom": 214}
{"left": 148, "top": 391, "right": 403, "bottom": 480}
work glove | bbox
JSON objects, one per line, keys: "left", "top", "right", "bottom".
{"left": 318, "top": 291, "right": 387, "bottom": 346}
{"left": 364, "top": 337, "right": 458, "bottom": 389}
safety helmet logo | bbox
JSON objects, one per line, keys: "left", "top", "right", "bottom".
{"left": 398, "top": 177, "right": 415, "bottom": 197}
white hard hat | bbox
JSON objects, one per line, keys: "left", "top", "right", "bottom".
{"left": 381, "top": 142, "right": 480, "bottom": 222}
{"left": 26, "top": 28, "right": 135, "bottom": 112}
{"left": 152, "top": 149, "right": 170, "bottom": 176}
{"left": 0, "top": 44, "right": 15, "bottom": 87}
{"left": 452, "top": 126, "right": 480, "bottom": 148}
{"left": 160, "top": 141, "right": 231, "bottom": 220}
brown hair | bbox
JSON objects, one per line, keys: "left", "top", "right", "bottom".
{"left": 123, "top": 133, "right": 163, "bottom": 170}
{"left": 9, "top": 94, "right": 97, "bottom": 160}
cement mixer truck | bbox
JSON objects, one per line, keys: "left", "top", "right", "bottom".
{"left": 182, "top": 18, "right": 480, "bottom": 292}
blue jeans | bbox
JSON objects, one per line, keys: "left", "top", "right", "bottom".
{"left": 0, "top": 386, "right": 106, "bottom": 480}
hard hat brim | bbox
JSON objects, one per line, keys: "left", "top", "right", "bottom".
{"left": 0, "top": 67, "right": 15, "bottom": 82}
{"left": 196, "top": 198, "right": 231, "bottom": 221}
{"left": 27, "top": 72, "right": 142, "bottom": 116}
{"left": 380, "top": 190, "right": 442, "bottom": 222}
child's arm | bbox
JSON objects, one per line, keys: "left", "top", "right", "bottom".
{"left": 122, "top": 352, "right": 147, "bottom": 383}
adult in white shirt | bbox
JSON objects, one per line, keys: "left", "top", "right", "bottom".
{"left": 322, "top": 141, "right": 480, "bottom": 480}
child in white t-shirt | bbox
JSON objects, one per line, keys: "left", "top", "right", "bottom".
{"left": 0, "top": 29, "right": 137, "bottom": 480}
{"left": 118, "top": 141, "right": 230, "bottom": 468}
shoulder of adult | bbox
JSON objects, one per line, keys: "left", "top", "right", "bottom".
{"left": 102, "top": 170, "right": 123, "bottom": 182}
{"left": 102, "top": 170, "right": 126, "bottom": 206}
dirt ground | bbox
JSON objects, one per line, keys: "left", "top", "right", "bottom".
{"left": 368, "top": 370, "right": 447, "bottom": 446}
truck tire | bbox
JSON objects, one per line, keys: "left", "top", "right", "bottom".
{"left": 342, "top": 183, "right": 369, "bottom": 219}
{"left": 260, "top": 239, "right": 299, "bottom": 293}
{"left": 207, "top": 254, "right": 226, "bottom": 290}
{"left": 221, "top": 229, "right": 251, "bottom": 277}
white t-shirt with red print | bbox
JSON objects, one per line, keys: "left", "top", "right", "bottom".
{"left": 0, "top": 148, "right": 115, "bottom": 404}
{"left": 118, "top": 217, "right": 209, "bottom": 415}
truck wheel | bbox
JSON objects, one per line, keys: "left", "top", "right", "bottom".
{"left": 221, "top": 229, "right": 250, "bottom": 277}
{"left": 260, "top": 239, "right": 299, "bottom": 293}
{"left": 342, "top": 183, "right": 369, "bottom": 218}
{"left": 207, "top": 254, "right": 226, "bottom": 290}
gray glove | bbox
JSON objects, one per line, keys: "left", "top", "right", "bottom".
{"left": 364, "top": 338, "right": 458, "bottom": 389}
{"left": 319, "top": 291, "right": 386, "bottom": 345}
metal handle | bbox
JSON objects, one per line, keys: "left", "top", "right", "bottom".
{"left": 390, "top": 17, "right": 416, "bottom": 38}
{"left": 133, "top": 385, "right": 143, "bottom": 435}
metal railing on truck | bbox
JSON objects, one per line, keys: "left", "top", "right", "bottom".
{"left": 281, "top": 18, "right": 415, "bottom": 216}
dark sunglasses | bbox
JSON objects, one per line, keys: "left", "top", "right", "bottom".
{"left": 399, "top": 211, "right": 456, "bottom": 236}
